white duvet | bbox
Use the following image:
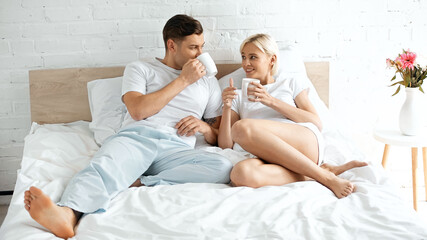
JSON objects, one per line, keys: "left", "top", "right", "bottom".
{"left": 1, "top": 121, "right": 427, "bottom": 240}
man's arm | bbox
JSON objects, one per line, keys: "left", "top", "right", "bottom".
{"left": 123, "top": 79, "right": 186, "bottom": 121}
{"left": 123, "top": 59, "right": 205, "bottom": 121}
{"left": 202, "top": 116, "right": 221, "bottom": 145}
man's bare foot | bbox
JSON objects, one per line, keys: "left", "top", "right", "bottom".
{"left": 24, "top": 186, "right": 79, "bottom": 239}
{"left": 129, "top": 179, "right": 144, "bottom": 188}
{"left": 321, "top": 172, "right": 355, "bottom": 199}
{"left": 321, "top": 160, "right": 368, "bottom": 176}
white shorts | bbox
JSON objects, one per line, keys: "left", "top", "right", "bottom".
{"left": 295, "top": 122, "right": 324, "bottom": 166}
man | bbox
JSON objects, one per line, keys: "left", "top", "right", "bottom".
{"left": 23, "top": 14, "right": 232, "bottom": 239}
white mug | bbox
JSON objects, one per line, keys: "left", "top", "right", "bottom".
{"left": 241, "top": 78, "right": 260, "bottom": 101}
{"left": 196, "top": 52, "right": 218, "bottom": 77}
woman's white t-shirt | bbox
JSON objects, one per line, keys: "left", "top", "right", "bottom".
{"left": 231, "top": 75, "right": 309, "bottom": 124}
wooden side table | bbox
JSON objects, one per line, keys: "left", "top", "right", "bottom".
{"left": 373, "top": 128, "right": 427, "bottom": 211}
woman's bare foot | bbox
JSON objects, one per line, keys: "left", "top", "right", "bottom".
{"left": 321, "top": 171, "right": 355, "bottom": 199}
{"left": 24, "top": 186, "right": 79, "bottom": 239}
{"left": 321, "top": 160, "right": 368, "bottom": 176}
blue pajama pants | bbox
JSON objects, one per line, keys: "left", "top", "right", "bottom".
{"left": 57, "top": 125, "right": 232, "bottom": 213}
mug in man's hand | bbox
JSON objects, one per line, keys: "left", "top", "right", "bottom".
{"left": 196, "top": 52, "right": 218, "bottom": 77}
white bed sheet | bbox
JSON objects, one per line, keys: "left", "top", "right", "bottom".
{"left": 1, "top": 121, "right": 427, "bottom": 240}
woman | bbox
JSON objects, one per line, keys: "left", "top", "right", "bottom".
{"left": 219, "top": 34, "right": 366, "bottom": 198}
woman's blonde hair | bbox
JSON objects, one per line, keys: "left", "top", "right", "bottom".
{"left": 240, "top": 33, "right": 279, "bottom": 75}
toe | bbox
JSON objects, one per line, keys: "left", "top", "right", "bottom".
{"left": 29, "top": 186, "right": 43, "bottom": 196}
{"left": 24, "top": 191, "right": 32, "bottom": 199}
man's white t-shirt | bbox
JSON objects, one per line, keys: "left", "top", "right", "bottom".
{"left": 231, "top": 75, "right": 310, "bottom": 124}
{"left": 121, "top": 59, "right": 222, "bottom": 147}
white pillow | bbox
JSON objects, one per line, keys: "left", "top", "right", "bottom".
{"left": 87, "top": 77, "right": 125, "bottom": 145}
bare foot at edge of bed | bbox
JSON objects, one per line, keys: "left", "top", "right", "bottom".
{"left": 321, "top": 160, "right": 368, "bottom": 176}
{"left": 24, "top": 186, "right": 78, "bottom": 239}
{"left": 322, "top": 172, "right": 355, "bottom": 199}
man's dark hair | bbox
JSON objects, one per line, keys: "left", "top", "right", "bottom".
{"left": 162, "top": 14, "right": 203, "bottom": 49}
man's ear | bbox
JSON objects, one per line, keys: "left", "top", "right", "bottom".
{"left": 166, "top": 39, "right": 177, "bottom": 53}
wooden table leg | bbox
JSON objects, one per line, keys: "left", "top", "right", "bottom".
{"left": 382, "top": 144, "right": 390, "bottom": 168}
{"left": 423, "top": 147, "right": 427, "bottom": 202}
{"left": 412, "top": 147, "right": 418, "bottom": 211}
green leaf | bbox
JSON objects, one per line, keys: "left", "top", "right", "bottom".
{"left": 420, "top": 85, "right": 425, "bottom": 94}
{"left": 392, "top": 85, "right": 401, "bottom": 96}
{"left": 390, "top": 81, "right": 404, "bottom": 86}
{"left": 403, "top": 74, "right": 411, "bottom": 87}
{"left": 415, "top": 68, "right": 420, "bottom": 78}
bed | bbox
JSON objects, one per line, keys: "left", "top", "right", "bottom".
{"left": 1, "top": 49, "right": 427, "bottom": 239}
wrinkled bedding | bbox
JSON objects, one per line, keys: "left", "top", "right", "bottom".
{"left": 1, "top": 121, "right": 427, "bottom": 240}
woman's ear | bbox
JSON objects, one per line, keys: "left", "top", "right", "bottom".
{"left": 270, "top": 54, "right": 277, "bottom": 66}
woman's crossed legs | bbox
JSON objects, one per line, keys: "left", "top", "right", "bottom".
{"left": 230, "top": 119, "right": 367, "bottom": 198}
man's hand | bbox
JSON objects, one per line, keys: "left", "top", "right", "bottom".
{"left": 179, "top": 59, "right": 206, "bottom": 85}
{"left": 175, "top": 115, "right": 210, "bottom": 137}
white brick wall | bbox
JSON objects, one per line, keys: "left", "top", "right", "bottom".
{"left": 1, "top": 0, "right": 427, "bottom": 191}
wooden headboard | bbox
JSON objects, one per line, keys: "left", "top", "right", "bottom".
{"left": 29, "top": 62, "right": 329, "bottom": 124}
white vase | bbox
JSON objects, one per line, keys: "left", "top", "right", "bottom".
{"left": 399, "top": 88, "right": 423, "bottom": 136}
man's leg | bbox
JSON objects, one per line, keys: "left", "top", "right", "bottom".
{"left": 139, "top": 139, "right": 232, "bottom": 186}
{"left": 24, "top": 127, "right": 160, "bottom": 238}
{"left": 57, "top": 131, "right": 159, "bottom": 213}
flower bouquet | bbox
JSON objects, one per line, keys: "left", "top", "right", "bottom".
{"left": 386, "top": 49, "right": 426, "bottom": 96}
{"left": 386, "top": 49, "right": 426, "bottom": 135}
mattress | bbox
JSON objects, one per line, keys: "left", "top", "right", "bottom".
{"left": 1, "top": 121, "right": 427, "bottom": 239}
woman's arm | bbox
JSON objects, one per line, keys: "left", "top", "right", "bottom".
{"left": 271, "top": 89, "right": 322, "bottom": 131}
{"left": 218, "top": 107, "right": 240, "bottom": 149}
{"left": 218, "top": 78, "right": 241, "bottom": 149}
{"left": 249, "top": 82, "right": 322, "bottom": 131}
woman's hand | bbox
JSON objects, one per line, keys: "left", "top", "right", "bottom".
{"left": 247, "top": 81, "right": 275, "bottom": 106}
{"left": 222, "top": 78, "right": 237, "bottom": 109}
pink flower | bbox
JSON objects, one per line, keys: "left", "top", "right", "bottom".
{"left": 397, "top": 50, "right": 416, "bottom": 70}
{"left": 386, "top": 58, "right": 393, "bottom": 68}
{"left": 386, "top": 49, "right": 426, "bottom": 96}
{"left": 394, "top": 58, "right": 403, "bottom": 69}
